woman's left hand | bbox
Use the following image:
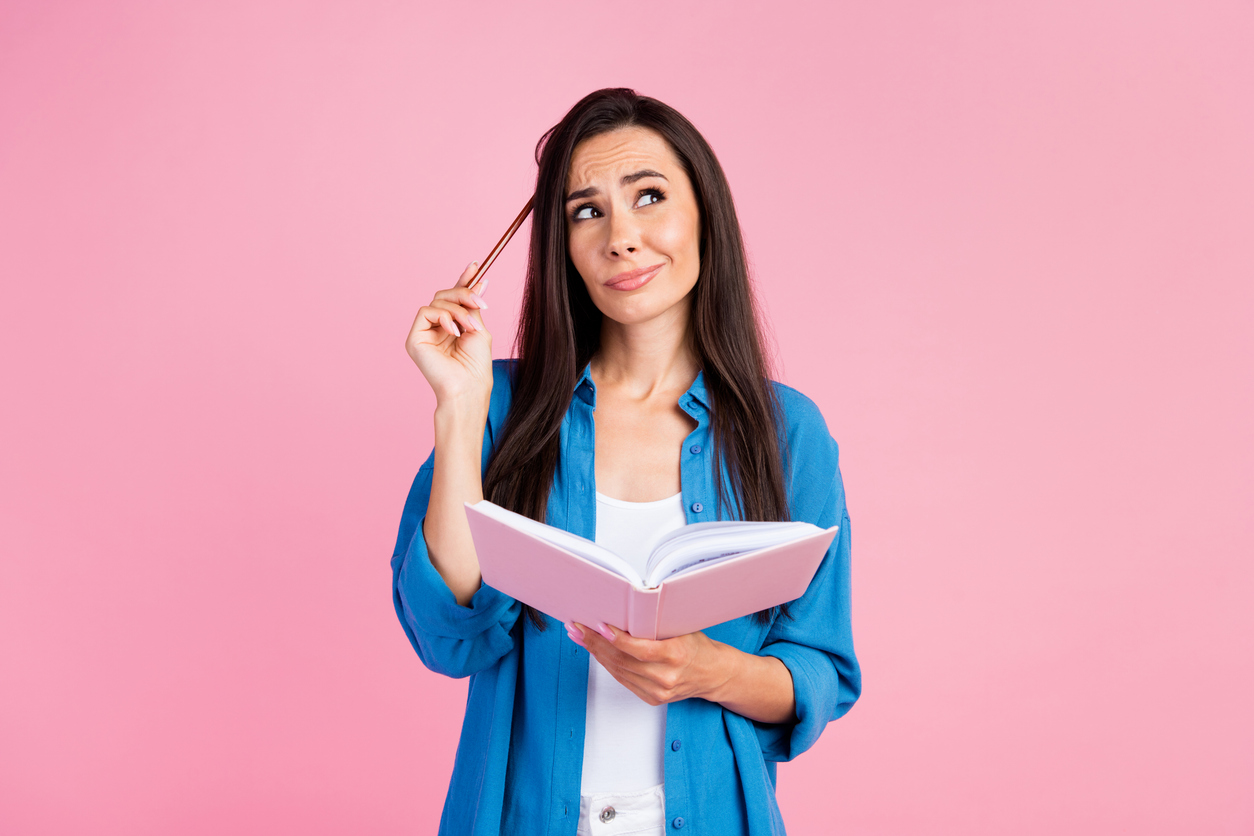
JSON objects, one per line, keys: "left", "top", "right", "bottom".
{"left": 566, "top": 621, "right": 731, "bottom": 706}
{"left": 567, "top": 620, "right": 798, "bottom": 723}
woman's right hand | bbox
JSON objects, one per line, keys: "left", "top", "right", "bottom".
{"left": 405, "top": 261, "right": 493, "bottom": 407}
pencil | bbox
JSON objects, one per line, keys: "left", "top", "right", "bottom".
{"left": 468, "top": 197, "right": 534, "bottom": 293}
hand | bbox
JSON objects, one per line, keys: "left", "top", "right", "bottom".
{"left": 566, "top": 621, "right": 730, "bottom": 707}
{"left": 405, "top": 261, "right": 493, "bottom": 406}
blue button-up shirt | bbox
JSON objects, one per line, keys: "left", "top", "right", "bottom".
{"left": 391, "top": 360, "right": 860, "bottom": 836}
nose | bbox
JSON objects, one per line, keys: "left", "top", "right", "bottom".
{"left": 606, "top": 207, "right": 639, "bottom": 258}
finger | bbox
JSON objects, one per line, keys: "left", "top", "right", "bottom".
{"left": 574, "top": 621, "right": 622, "bottom": 651}
{"left": 591, "top": 622, "right": 666, "bottom": 663}
{"left": 574, "top": 624, "right": 654, "bottom": 678}
{"left": 595, "top": 660, "right": 672, "bottom": 706}
{"left": 433, "top": 285, "right": 489, "bottom": 311}
{"left": 576, "top": 633, "right": 642, "bottom": 684}
{"left": 429, "top": 293, "right": 487, "bottom": 333}
{"left": 428, "top": 299, "right": 481, "bottom": 333}
{"left": 412, "top": 304, "right": 475, "bottom": 340}
{"left": 437, "top": 310, "right": 461, "bottom": 338}
{"left": 571, "top": 622, "right": 618, "bottom": 660}
{"left": 413, "top": 305, "right": 453, "bottom": 335}
{"left": 455, "top": 261, "right": 480, "bottom": 289}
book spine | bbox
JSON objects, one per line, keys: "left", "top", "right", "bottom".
{"left": 627, "top": 586, "right": 663, "bottom": 641}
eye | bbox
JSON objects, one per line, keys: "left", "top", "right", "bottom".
{"left": 571, "top": 203, "right": 600, "bottom": 221}
{"left": 635, "top": 188, "right": 665, "bottom": 209}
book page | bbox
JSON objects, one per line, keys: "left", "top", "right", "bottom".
{"left": 643, "top": 521, "right": 824, "bottom": 587}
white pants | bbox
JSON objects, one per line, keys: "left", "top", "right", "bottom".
{"left": 576, "top": 784, "right": 666, "bottom": 836}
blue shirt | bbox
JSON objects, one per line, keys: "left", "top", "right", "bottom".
{"left": 391, "top": 360, "right": 860, "bottom": 836}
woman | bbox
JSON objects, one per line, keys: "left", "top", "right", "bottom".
{"left": 391, "top": 88, "right": 860, "bottom": 836}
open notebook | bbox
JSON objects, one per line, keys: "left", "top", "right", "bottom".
{"left": 465, "top": 500, "right": 839, "bottom": 640}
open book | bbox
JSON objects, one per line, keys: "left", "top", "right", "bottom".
{"left": 465, "top": 500, "right": 839, "bottom": 640}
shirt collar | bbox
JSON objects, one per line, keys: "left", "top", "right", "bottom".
{"left": 573, "top": 362, "right": 596, "bottom": 407}
{"left": 571, "top": 362, "right": 710, "bottom": 414}
{"left": 681, "top": 369, "right": 710, "bottom": 414}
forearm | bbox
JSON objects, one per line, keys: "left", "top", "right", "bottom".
{"left": 423, "top": 395, "right": 491, "bottom": 606}
{"left": 705, "top": 641, "right": 796, "bottom": 725}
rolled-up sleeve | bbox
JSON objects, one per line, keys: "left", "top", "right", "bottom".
{"left": 754, "top": 467, "right": 861, "bottom": 761}
{"left": 390, "top": 453, "right": 521, "bottom": 679}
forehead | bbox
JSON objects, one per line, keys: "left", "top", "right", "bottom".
{"left": 566, "top": 127, "right": 682, "bottom": 189}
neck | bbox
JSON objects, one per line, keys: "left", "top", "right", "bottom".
{"left": 591, "top": 295, "right": 700, "bottom": 398}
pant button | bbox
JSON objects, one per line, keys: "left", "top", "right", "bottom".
{"left": 600, "top": 806, "right": 616, "bottom": 823}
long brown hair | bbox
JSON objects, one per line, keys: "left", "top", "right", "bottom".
{"left": 483, "top": 88, "right": 790, "bottom": 629}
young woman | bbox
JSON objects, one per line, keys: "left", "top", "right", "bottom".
{"left": 391, "top": 88, "right": 860, "bottom": 836}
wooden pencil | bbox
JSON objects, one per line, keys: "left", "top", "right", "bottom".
{"left": 469, "top": 197, "right": 534, "bottom": 292}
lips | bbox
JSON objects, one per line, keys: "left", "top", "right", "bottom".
{"left": 605, "top": 262, "right": 664, "bottom": 291}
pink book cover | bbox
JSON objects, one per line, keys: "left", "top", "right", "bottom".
{"left": 465, "top": 502, "right": 839, "bottom": 640}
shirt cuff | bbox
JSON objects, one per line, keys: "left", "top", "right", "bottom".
{"left": 397, "top": 516, "right": 516, "bottom": 637}
{"left": 756, "top": 640, "right": 837, "bottom": 761}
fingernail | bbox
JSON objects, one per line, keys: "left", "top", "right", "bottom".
{"left": 470, "top": 292, "right": 489, "bottom": 310}
{"left": 477, "top": 277, "right": 490, "bottom": 295}
{"left": 594, "top": 622, "right": 616, "bottom": 642}
{"left": 449, "top": 322, "right": 461, "bottom": 337}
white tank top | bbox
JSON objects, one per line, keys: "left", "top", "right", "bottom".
{"left": 580, "top": 490, "right": 687, "bottom": 794}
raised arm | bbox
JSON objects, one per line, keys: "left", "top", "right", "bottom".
{"left": 404, "top": 261, "right": 494, "bottom": 606}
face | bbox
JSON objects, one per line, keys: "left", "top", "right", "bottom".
{"left": 564, "top": 127, "right": 701, "bottom": 328}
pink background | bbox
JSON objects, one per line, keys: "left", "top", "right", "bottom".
{"left": 2, "top": 1, "right": 1251, "bottom": 833}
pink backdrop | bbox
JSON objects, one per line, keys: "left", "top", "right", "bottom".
{"left": 2, "top": 1, "right": 1251, "bottom": 833}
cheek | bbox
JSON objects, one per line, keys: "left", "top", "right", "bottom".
{"left": 650, "top": 210, "right": 701, "bottom": 265}
{"left": 566, "top": 228, "right": 595, "bottom": 276}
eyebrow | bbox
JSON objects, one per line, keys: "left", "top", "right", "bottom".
{"left": 565, "top": 169, "right": 669, "bottom": 203}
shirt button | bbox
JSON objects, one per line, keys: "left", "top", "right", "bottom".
{"left": 600, "top": 806, "right": 616, "bottom": 823}
{"left": 671, "top": 739, "right": 681, "bottom": 751}
{"left": 689, "top": 444, "right": 701, "bottom": 454}
{"left": 691, "top": 502, "right": 703, "bottom": 513}
{"left": 672, "top": 816, "right": 685, "bottom": 829}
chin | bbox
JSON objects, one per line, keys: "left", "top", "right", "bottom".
{"left": 598, "top": 298, "right": 686, "bottom": 328}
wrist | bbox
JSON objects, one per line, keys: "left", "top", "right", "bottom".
{"left": 434, "top": 392, "right": 491, "bottom": 432}
{"left": 432, "top": 398, "right": 491, "bottom": 472}
{"left": 701, "top": 639, "right": 745, "bottom": 705}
